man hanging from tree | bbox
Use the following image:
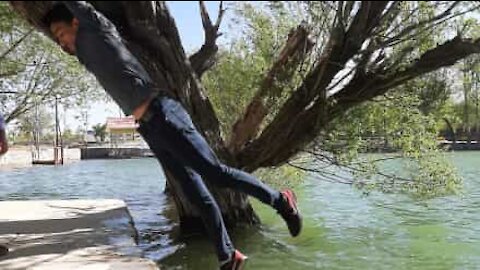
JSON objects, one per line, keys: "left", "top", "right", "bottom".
{"left": 43, "top": 2, "right": 302, "bottom": 269}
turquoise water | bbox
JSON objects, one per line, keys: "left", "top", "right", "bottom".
{"left": 1, "top": 153, "right": 480, "bottom": 269}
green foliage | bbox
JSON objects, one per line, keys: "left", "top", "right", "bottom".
{"left": 320, "top": 84, "right": 462, "bottom": 197}
{"left": 254, "top": 164, "right": 305, "bottom": 190}
{"left": 203, "top": 3, "right": 302, "bottom": 138}
{"left": 16, "top": 106, "right": 53, "bottom": 138}
{"left": 203, "top": 50, "right": 262, "bottom": 138}
{"left": 62, "top": 128, "right": 82, "bottom": 143}
{"left": 92, "top": 123, "right": 107, "bottom": 142}
{"left": 203, "top": 2, "right": 310, "bottom": 185}
{"left": 204, "top": 2, "right": 309, "bottom": 138}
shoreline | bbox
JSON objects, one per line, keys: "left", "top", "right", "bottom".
{"left": 0, "top": 145, "right": 153, "bottom": 168}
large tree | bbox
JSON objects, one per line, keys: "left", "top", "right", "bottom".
{"left": 9, "top": 1, "right": 480, "bottom": 231}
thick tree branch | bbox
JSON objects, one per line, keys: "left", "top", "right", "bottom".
{"left": 235, "top": 1, "right": 389, "bottom": 169}
{"left": 238, "top": 36, "right": 480, "bottom": 170}
{"left": 228, "top": 24, "right": 313, "bottom": 154}
{"left": 189, "top": 1, "right": 225, "bottom": 78}
{"left": 119, "top": 2, "right": 228, "bottom": 152}
{"left": 9, "top": 2, "right": 47, "bottom": 28}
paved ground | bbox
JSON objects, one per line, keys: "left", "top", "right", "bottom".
{"left": 0, "top": 199, "right": 159, "bottom": 270}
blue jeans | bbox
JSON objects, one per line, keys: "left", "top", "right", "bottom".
{"left": 137, "top": 95, "right": 281, "bottom": 262}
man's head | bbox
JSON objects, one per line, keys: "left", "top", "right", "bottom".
{"left": 43, "top": 4, "right": 79, "bottom": 55}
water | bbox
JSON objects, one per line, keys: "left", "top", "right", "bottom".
{"left": 1, "top": 154, "right": 480, "bottom": 269}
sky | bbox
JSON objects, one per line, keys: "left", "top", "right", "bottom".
{"left": 64, "top": 1, "right": 234, "bottom": 131}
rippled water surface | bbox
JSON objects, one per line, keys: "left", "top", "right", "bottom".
{"left": 1, "top": 153, "right": 480, "bottom": 269}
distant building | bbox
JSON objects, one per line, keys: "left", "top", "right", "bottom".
{"left": 106, "top": 116, "right": 140, "bottom": 146}
{"left": 84, "top": 130, "right": 97, "bottom": 144}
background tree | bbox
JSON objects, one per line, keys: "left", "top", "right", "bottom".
{"left": 92, "top": 123, "right": 107, "bottom": 142}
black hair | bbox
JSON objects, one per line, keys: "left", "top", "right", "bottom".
{"left": 42, "top": 4, "right": 74, "bottom": 27}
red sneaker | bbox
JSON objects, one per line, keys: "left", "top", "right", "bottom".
{"left": 220, "top": 250, "right": 248, "bottom": 270}
{"left": 278, "top": 189, "right": 302, "bottom": 237}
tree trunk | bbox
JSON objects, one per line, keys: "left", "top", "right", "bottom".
{"left": 463, "top": 59, "right": 477, "bottom": 145}
{"left": 443, "top": 117, "right": 456, "bottom": 148}
{"left": 475, "top": 72, "right": 480, "bottom": 143}
{"left": 475, "top": 100, "right": 479, "bottom": 144}
{"left": 464, "top": 98, "right": 470, "bottom": 144}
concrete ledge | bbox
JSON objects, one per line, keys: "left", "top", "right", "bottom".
{"left": 0, "top": 199, "right": 159, "bottom": 270}
{"left": 80, "top": 148, "right": 153, "bottom": 160}
{"left": 0, "top": 148, "right": 80, "bottom": 168}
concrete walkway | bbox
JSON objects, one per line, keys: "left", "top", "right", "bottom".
{"left": 0, "top": 199, "right": 159, "bottom": 270}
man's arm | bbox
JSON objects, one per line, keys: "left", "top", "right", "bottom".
{"left": 62, "top": 1, "right": 115, "bottom": 31}
{"left": 0, "top": 114, "right": 8, "bottom": 156}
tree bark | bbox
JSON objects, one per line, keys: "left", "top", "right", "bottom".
{"left": 228, "top": 24, "right": 313, "bottom": 153}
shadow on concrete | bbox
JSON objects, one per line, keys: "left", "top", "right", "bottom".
{"left": 0, "top": 201, "right": 155, "bottom": 269}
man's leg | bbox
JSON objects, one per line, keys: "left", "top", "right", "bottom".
{"left": 140, "top": 96, "right": 282, "bottom": 209}
{"left": 140, "top": 95, "right": 302, "bottom": 239}
{"left": 138, "top": 125, "right": 235, "bottom": 263}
